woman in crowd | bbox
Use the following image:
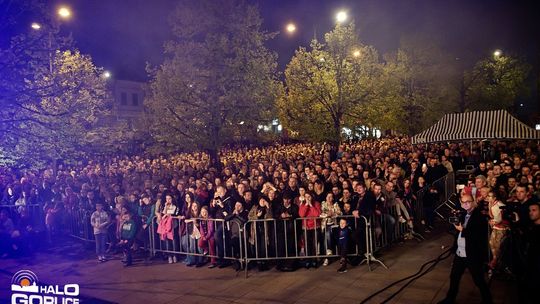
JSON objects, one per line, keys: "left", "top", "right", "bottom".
{"left": 320, "top": 192, "right": 342, "bottom": 266}
{"left": 486, "top": 191, "right": 508, "bottom": 270}
{"left": 248, "top": 196, "right": 273, "bottom": 271}
{"left": 299, "top": 191, "right": 321, "bottom": 268}
{"left": 184, "top": 199, "right": 202, "bottom": 267}
{"left": 180, "top": 192, "right": 195, "bottom": 264}
{"left": 157, "top": 193, "right": 180, "bottom": 264}
{"left": 198, "top": 206, "right": 217, "bottom": 268}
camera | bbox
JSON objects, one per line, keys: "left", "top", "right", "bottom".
{"left": 448, "top": 209, "right": 464, "bottom": 225}
{"left": 499, "top": 204, "right": 519, "bottom": 222}
{"left": 499, "top": 204, "right": 518, "bottom": 213}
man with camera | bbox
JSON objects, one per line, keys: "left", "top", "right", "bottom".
{"left": 210, "top": 185, "right": 233, "bottom": 268}
{"left": 438, "top": 194, "right": 493, "bottom": 304}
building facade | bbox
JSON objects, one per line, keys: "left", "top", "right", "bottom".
{"left": 110, "top": 79, "right": 146, "bottom": 128}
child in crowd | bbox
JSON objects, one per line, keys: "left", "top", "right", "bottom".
{"left": 337, "top": 218, "right": 351, "bottom": 273}
{"left": 119, "top": 212, "right": 137, "bottom": 267}
{"left": 90, "top": 202, "right": 110, "bottom": 262}
{"left": 198, "top": 206, "right": 216, "bottom": 268}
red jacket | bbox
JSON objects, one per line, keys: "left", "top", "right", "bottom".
{"left": 299, "top": 201, "right": 321, "bottom": 230}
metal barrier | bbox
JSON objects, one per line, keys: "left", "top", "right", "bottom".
{"left": 241, "top": 215, "right": 386, "bottom": 277}
{"left": 425, "top": 173, "right": 458, "bottom": 220}
{"left": 149, "top": 217, "right": 244, "bottom": 266}
{"left": 66, "top": 209, "right": 94, "bottom": 242}
{"left": 1, "top": 172, "right": 456, "bottom": 276}
{"left": 0, "top": 204, "right": 44, "bottom": 226}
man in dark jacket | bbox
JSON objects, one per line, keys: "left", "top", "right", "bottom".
{"left": 438, "top": 194, "right": 492, "bottom": 304}
{"left": 225, "top": 201, "right": 248, "bottom": 270}
{"left": 211, "top": 185, "right": 233, "bottom": 267}
{"left": 276, "top": 193, "right": 300, "bottom": 271}
{"left": 351, "top": 182, "right": 375, "bottom": 257}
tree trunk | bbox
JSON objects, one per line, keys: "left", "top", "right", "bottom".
{"left": 208, "top": 148, "right": 221, "bottom": 170}
{"left": 329, "top": 116, "right": 341, "bottom": 161}
{"left": 458, "top": 77, "right": 467, "bottom": 113}
{"left": 332, "top": 117, "right": 341, "bottom": 145}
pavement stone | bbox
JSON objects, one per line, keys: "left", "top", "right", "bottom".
{"left": 0, "top": 230, "right": 517, "bottom": 304}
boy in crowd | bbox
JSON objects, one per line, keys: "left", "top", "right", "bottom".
{"left": 90, "top": 202, "right": 110, "bottom": 262}
{"left": 119, "top": 212, "right": 137, "bottom": 267}
{"left": 337, "top": 217, "right": 351, "bottom": 273}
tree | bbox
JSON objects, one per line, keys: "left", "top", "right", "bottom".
{"left": 460, "top": 54, "right": 531, "bottom": 111}
{"left": 376, "top": 38, "right": 456, "bottom": 135}
{"left": 279, "top": 23, "right": 381, "bottom": 144}
{"left": 146, "top": 0, "right": 281, "bottom": 165}
{"left": 0, "top": 3, "right": 115, "bottom": 167}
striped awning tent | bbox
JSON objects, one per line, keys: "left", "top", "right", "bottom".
{"left": 411, "top": 110, "right": 540, "bottom": 144}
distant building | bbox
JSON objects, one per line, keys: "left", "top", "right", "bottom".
{"left": 109, "top": 79, "right": 146, "bottom": 129}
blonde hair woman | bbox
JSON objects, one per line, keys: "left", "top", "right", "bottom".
{"left": 486, "top": 191, "right": 508, "bottom": 270}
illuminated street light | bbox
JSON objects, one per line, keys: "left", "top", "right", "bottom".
{"left": 336, "top": 11, "right": 348, "bottom": 23}
{"left": 58, "top": 6, "right": 72, "bottom": 19}
{"left": 31, "top": 22, "right": 42, "bottom": 30}
{"left": 493, "top": 49, "right": 502, "bottom": 58}
{"left": 286, "top": 23, "right": 296, "bottom": 34}
{"left": 353, "top": 50, "right": 360, "bottom": 57}
{"left": 103, "top": 71, "right": 111, "bottom": 79}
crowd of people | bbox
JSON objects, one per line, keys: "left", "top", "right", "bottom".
{"left": 437, "top": 153, "right": 540, "bottom": 304}
{"left": 1, "top": 138, "right": 539, "bottom": 277}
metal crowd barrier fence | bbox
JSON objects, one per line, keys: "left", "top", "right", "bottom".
{"left": 66, "top": 209, "right": 94, "bottom": 242}
{"left": 370, "top": 207, "right": 425, "bottom": 254}
{"left": 6, "top": 173, "right": 455, "bottom": 275}
{"left": 241, "top": 215, "right": 387, "bottom": 277}
{"left": 149, "top": 217, "right": 244, "bottom": 266}
{"left": 0, "top": 204, "right": 44, "bottom": 230}
{"left": 426, "top": 173, "right": 458, "bottom": 220}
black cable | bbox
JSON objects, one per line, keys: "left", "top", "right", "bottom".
{"left": 359, "top": 246, "right": 452, "bottom": 304}
{"left": 380, "top": 249, "right": 452, "bottom": 303}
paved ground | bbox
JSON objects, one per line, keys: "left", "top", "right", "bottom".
{"left": 0, "top": 230, "right": 517, "bottom": 304}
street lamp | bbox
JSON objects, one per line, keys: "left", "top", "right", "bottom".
{"left": 103, "top": 71, "right": 111, "bottom": 79}
{"left": 31, "top": 7, "right": 74, "bottom": 73}
{"left": 336, "top": 11, "right": 348, "bottom": 23}
{"left": 353, "top": 50, "right": 360, "bottom": 57}
{"left": 286, "top": 23, "right": 296, "bottom": 34}
{"left": 493, "top": 49, "right": 502, "bottom": 58}
{"left": 57, "top": 6, "right": 72, "bottom": 19}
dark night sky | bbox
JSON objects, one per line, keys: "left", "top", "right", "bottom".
{"left": 30, "top": 0, "right": 540, "bottom": 83}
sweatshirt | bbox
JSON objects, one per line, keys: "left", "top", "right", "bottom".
{"left": 120, "top": 219, "right": 137, "bottom": 240}
{"left": 91, "top": 210, "right": 110, "bottom": 235}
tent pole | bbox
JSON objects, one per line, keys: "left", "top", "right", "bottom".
{"left": 480, "top": 140, "right": 484, "bottom": 161}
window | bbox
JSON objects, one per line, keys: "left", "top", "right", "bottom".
{"left": 120, "top": 92, "right": 127, "bottom": 105}
{"left": 132, "top": 93, "right": 139, "bottom": 106}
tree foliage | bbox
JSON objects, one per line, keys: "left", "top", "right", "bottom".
{"left": 0, "top": 3, "right": 116, "bottom": 167}
{"left": 279, "top": 23, "right": 380, "bottom": 144}
{"left": 460, "top": 54, "right": 531, "bottom": 111}
{"left": 146, "top": 0, "right": 281, "bottom": 164}
{"left": 377, "top": 38, "right": 456, "bottom": 135}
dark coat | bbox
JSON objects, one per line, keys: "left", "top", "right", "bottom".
{"left": 356, "top": 191, "right": 376, "bottom": 217}
{"left": 451, "top": 207, "right": 489, "bottom": 263}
